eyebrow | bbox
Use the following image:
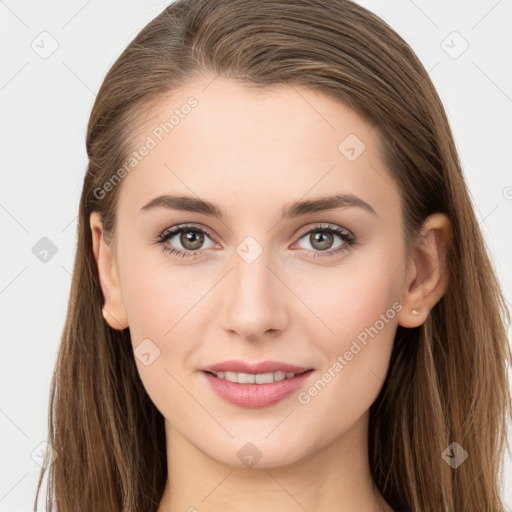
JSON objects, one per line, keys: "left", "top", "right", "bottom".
{"left": 140, "top": 193, "right": 377, "bottom": 219}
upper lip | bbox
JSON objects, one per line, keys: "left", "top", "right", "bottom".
{"left": 202, "top": 359, "right": 313, "bottom": 374}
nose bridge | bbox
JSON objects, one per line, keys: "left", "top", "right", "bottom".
{"left": 220, "top": 235, "right": 286, "bottom": 338}
{"left": 232, "top": 237, "right": 276, "bottom": 307}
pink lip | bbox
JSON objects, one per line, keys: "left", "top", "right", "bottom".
{"left": 202, "top": 359, "right": 312, "bottom": 374}
{"left": 201, "top": 360, "right": 314, "bottom": 409}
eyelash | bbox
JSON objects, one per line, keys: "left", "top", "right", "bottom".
{"left": 153, "top": 223, "right": 357, "bottom": 260}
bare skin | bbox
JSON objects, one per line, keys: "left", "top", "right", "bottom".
{"left": 90, "top": 77, "right": 451, "bottom": 512}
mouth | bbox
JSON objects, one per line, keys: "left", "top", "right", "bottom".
{"left": 201, "top": 368, "right": 315, "bottom": 409}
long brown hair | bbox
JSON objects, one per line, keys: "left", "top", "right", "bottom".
{"left": 34, "top": 1, "right": 512, "bottom": 510}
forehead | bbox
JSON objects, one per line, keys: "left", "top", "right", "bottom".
{"left": 117, "top": 77, "right": 399, "bottom": 221}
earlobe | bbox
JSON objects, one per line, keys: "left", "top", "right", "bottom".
{"left": 89, "top": 212, "right": 129, "bottom": 330}
{"left": 397, "top": 213, "right": 452, "bottom": 328}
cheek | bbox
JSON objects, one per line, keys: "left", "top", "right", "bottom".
{"left": 117, "top": 244, "right": 217, "bottom": 393}
{"left": 292, "top": 247, "right": 403, "bottom": 403}
{"left": 117, "top": 249, "right": 201, "bottom": 416}
{"left": 118, "top": 243, "right": 198, "bottom": 339}
{"left": 297, "top": 247, "right": 403, "bottom": 345}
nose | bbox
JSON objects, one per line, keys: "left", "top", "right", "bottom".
{"left": 218, "top": 245, "right": 288, "bottom": 342}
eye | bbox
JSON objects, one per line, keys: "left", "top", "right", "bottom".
{"left": 154, "top": 224, "right": 216, "bottom": 259}
{"left": 154, "top": 222, "right": 356, "bottom": 260}
{"left": 294, "top": 223, "right": 356, "bottom": 258}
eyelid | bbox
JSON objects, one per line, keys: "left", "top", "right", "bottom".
{"left": 294, "top": 222, "right": 354, "bottom": 240}
{"left": 157, "top": 223, "right": 219, "bottom": 244}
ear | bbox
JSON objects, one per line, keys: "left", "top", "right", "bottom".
{"left": 397, "top": 213, "right": 452, "bottom": 328}
{"left": 90, "top": 212, "right": 129, "bottom": 330}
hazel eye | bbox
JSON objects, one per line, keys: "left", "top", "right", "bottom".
{"left": 294, "top": 224, "right": 356, "bottom": 258}
{"left": 298, "top": 230, "right": 342, "bottom": 251}
{"left": 170, "top": 228, "right": 210, "bottom": 251}
{"left": 156, "top": 225, "right": 216, "bottom": 258}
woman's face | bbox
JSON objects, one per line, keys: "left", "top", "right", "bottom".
{"left": 96, "top": 78, "right": 414, "bottom": 467}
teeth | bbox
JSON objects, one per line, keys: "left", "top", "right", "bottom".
{"left": 214, "top": 370, "right": 298, "bottom": 384}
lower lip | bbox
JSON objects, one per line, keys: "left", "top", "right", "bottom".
{"left": 202, "top": 370, "right": 314, "bottom": 409}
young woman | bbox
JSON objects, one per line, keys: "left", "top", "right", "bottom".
{"left": 34, "top": 1, "right": 511, "bottom": 511}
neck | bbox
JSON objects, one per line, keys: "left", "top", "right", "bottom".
{"left": 157, "top": 410, "right": 393, "bottom": 512}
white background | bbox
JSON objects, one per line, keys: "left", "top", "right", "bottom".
{"left": 0, "top": 1, "right": 511, "bottom": 510}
